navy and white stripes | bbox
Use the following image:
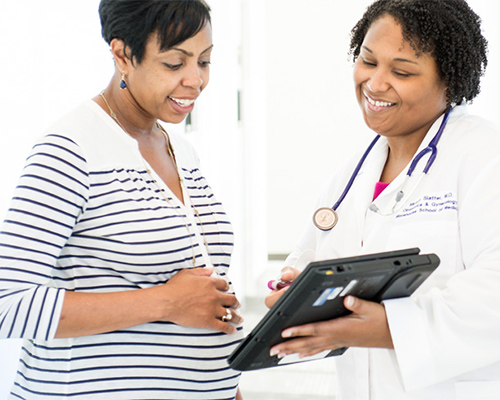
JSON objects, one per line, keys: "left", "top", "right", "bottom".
{"left": 0, "top": 100, "right": 242, "bottom": 399}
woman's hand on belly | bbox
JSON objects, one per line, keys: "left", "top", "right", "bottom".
{"left": 155, "top": 266, "right": 243, "bottom": 334}
{"left": 56, "top": 266, "right": 243, "bottom": 338}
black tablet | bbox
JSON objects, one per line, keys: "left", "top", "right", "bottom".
{"left": 228, "top": 248, "right": 439, "bottom": 371}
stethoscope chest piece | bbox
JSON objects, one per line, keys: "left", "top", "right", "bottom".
{"left": 313, "top": 207, "right": 338, "bottom": 231}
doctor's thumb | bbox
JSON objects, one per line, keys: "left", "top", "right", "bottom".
{"left": 344, "top": 295, "right": 360, "bottom": 312}
{"left": 344, "top": 295, "right": 374, "bottom": 315}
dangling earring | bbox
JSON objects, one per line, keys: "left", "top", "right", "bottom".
{"left": 120, "top": 74, "right": 127, "bottom": 89}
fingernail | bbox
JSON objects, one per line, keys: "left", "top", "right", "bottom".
{"left": 279, "top": 270, "right": 289, "bottom": 280}
{"left": 346, "top": 295, "right": 355, "bottom": 307}
{"left": 282, "top": 330, "right": 293, "bottom": 338}
{"left": 270, "top": 348, "right": 279, "bottom": 357}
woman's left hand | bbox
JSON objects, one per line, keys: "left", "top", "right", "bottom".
{"left": 269, "top": 295, "right": 394, "bottom": 359}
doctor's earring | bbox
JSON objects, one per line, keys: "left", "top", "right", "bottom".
{"left": 120, "top": 74, "right": 127, "bottom": 89}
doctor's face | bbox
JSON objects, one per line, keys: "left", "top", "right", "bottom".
{"left": 353, "top": 15, "right": 448, "bottom": 143}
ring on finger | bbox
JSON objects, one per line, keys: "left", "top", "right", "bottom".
{"left": 221, "top": 308, "right": 232, "bottom": 322}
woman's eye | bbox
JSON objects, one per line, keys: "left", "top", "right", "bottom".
{"left": 164, "top": 63, "right": 182, "bottom": 70}
{"left": 199, "top": 60, "right": 211, "bottom": 67}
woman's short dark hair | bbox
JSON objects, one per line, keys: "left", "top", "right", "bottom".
{"left": 349, "top": 0, "right": 488, "bottom": 105}
{"left": 99, "top": 0, "right": 211, "bottom": 65}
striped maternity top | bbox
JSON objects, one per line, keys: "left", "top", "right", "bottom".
{"left": 0, "top": 100, "right": 243, "bottom": 399}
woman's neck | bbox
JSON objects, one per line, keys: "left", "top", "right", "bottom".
{"left": 96, "top": 79, "right": 157, "bottom": 140}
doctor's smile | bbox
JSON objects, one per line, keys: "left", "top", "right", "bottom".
{"left": 364, "top": 93, "right": 396, "bottom": 110}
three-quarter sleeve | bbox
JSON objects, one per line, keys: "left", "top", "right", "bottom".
{"left": 0, "top": 133, "right": 89, "bottom": 341}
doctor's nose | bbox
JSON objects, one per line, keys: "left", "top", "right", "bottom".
{"left": 366, "top": 69, "right": 390, "bottom": 93}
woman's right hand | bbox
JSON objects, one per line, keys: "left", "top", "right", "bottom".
{"left": 265, "top": 267, "right": 301, "bottom": 309}
{"left": 155, "top": 267, "right": 243, "bottom": 334}
{"left": 55, "top": 266, "right": 242, "bottom": 339}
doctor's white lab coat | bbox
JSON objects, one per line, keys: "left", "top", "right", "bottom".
{"left": 285, "top": 105, "right": 500, "bottom": 400}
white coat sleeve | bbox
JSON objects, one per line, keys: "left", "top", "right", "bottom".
{"left": 384, "top": 154, "right": 500, "bottom": 391}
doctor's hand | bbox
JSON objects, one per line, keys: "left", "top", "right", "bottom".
{"left": 265, "top": 266, "right": 301, "bottom": 308}
{"left": 269, "top": 296, "right": 394, "bottom": 359}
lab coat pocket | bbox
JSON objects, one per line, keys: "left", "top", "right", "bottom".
{"left": 455, "top": 381, "right": 500, "bottom": 400}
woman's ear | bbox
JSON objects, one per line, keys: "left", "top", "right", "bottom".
{"left": 110, "top": 38, "right": 132, "bottom": 75}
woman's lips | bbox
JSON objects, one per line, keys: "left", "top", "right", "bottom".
{"left": 168, "top": 96, "right": 196, "bottom": 113}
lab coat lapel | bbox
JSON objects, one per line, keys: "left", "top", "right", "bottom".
{"left": 370, "top": 112, "right": 448, "bottom": 213}
{"left": 352, "top": 137, "right": 389, "bottom": 234}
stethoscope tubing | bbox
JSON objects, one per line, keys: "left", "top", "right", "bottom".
{"left": 407, "top": 106, "right": 452, "bottom": 176}
{"left": 327, "top": 106, "right": 452, "bottom": 216}
{"left": 332, "top": 135, "right": 380, "bottom": 211}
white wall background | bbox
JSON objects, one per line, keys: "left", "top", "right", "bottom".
{"left": 0, "top": 0, "right": 498, "bottom": 397}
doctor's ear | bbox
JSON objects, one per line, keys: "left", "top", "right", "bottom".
{"left": 445, "top": 87, "right": 453, "bottom": 108}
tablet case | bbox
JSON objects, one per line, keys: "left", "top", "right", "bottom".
{"left": 228, "top": 248, "right": 439, "bottom": 371}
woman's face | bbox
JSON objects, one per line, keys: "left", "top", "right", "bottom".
{"left": 126, "top": 23, "right": 213, "bottom": 124}
{"left": 353, "top": 15, "right": 448, "bottom": 142}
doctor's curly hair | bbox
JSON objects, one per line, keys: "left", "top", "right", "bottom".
{"left": 349, "top": 0, "right": 488, "bottom": 106}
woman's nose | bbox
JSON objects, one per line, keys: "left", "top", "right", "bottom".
{"left": 183, "top": 64, "right": 204, "bottom": 89}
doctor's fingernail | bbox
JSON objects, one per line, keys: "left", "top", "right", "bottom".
{"left": 282, "top": 330, "right": 293, "bottom": 338}
{"left": 270, "top": 348, "right": 279, "bottom": 357}
{"left": 345, "top": 295, "right": 355, "bottom": 307}
{"left": 280, "top": 267, "right": 293, "bottom": 278}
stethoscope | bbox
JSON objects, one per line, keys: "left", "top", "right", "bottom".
{"left": 313, "top": 107, "right": 452, "bottom": 231}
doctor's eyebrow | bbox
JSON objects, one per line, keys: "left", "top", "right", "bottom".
{"left": 361, "top": 45, "right": 419, "bottom": 65}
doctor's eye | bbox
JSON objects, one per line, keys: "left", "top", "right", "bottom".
{"left": 361, "top": 58, "right": 376, "bottom": 67}
{"left": 393, "top": 70, "right": 414, "bottom": 78}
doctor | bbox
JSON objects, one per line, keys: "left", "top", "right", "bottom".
{"left": 266, "top": 0, "right": 500, "bottom": 399}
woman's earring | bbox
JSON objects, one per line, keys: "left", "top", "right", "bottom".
{"left": 120, "top": 74, "right": 127, "bottom": 89}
